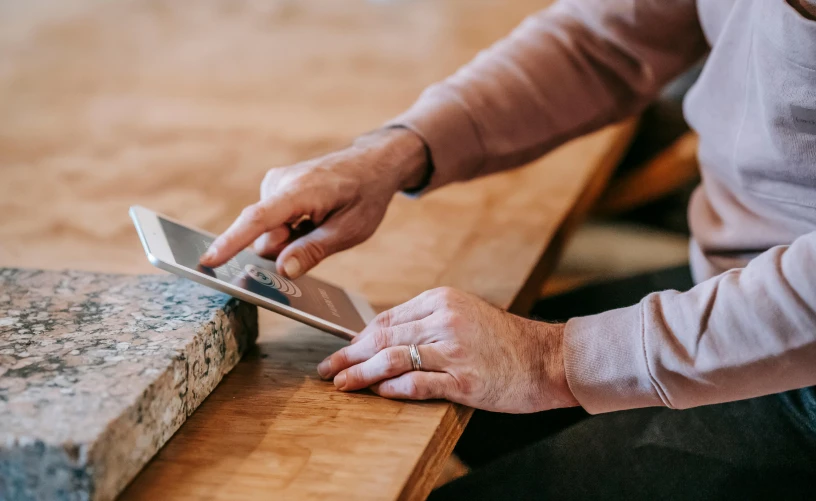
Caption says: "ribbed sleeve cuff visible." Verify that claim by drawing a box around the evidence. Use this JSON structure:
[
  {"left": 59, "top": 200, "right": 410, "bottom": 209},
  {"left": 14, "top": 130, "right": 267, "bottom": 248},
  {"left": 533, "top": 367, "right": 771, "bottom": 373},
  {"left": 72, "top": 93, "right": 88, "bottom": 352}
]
[
  {"left": 563, "top": 304, "right": 666, "bottom": 414},
  {"left": 386, "top": 87, "right": 485, "bottom": 195}
]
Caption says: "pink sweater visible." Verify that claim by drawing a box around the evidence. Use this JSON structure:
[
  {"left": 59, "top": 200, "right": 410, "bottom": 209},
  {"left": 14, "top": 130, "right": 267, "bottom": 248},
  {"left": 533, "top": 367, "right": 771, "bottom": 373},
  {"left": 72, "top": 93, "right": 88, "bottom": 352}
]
[{"left": 392, "top": 0, "right": 816, "bottom": 413}]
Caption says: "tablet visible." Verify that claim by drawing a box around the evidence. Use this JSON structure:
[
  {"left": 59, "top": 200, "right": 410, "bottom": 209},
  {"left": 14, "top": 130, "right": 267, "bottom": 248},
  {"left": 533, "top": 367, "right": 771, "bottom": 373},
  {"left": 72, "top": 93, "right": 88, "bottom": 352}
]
[{"left": 130, "top": 205, "right": 376, "bottom": 339}]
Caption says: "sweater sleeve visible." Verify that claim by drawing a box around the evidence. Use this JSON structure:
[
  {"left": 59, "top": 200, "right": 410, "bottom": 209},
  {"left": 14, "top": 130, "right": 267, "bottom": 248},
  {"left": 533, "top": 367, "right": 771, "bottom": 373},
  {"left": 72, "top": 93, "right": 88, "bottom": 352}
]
[
  {"left": 564, "top": 231, "right": 816, "bottom": 414},
  {"left": 388, "top": 0, "right": 708, "bottom": 192}
]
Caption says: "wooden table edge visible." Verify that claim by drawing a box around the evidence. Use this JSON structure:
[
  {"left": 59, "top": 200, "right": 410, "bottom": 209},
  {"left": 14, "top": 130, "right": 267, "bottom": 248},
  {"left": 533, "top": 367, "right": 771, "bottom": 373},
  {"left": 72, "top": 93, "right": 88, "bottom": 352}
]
[
  {"left": 396, "top": 404, "right": 474, "bottom": 501},
  {"left": 395, "top": 118, "right": 640, "bottom": 500},
  {"left": 509, "top": 118, "right": 640, "bottom": 315}
]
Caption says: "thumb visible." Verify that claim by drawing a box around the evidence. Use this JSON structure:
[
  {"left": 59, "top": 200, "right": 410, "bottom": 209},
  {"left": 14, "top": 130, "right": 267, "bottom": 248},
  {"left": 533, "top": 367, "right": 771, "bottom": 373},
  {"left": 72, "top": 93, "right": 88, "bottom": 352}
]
[{"left": 275, "top": 217, "right": 357, "bottom": 279}]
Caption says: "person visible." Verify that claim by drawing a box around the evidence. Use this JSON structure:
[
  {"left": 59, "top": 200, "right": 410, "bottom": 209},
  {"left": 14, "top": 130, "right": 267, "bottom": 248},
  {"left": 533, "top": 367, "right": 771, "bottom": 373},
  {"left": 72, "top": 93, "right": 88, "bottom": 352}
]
[{"left": 200, "top": 0, "right": 816, "bottom": 497}]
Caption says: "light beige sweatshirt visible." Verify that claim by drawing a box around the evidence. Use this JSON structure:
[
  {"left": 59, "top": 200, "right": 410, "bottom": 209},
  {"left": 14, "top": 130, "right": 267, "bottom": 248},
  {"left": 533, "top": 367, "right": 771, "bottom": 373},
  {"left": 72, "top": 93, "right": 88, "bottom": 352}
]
[{"left": 392, "top": 0, "right": 816, "bottom": 413}]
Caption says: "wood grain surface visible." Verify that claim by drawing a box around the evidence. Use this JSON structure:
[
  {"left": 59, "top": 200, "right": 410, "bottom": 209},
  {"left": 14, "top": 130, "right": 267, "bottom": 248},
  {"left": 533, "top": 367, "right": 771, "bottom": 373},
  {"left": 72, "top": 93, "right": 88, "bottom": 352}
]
[
  {"left": 0, "top": 1, "right": 635, "bottom": 499},
  {"left": 594, "top": 131, "right": 699, "bottom": 216}
]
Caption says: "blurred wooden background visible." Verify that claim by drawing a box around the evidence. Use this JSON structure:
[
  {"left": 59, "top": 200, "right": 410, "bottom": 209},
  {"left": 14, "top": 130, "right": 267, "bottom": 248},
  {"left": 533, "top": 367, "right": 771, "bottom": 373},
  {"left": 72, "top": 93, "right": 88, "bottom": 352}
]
[
  {"left": 0, "top": 1, "right": 655, "bottom": 499},
  {"left": 0, "top": 0, "right": 633, "bottom": 310}
]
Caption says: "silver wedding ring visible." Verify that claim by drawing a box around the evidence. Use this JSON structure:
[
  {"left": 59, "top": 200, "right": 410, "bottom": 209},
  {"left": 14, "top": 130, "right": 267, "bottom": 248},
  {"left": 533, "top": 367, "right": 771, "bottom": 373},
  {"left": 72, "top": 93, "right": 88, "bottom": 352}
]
[{"left": 408, "top": 344, "right": 423, "bottom": 372}]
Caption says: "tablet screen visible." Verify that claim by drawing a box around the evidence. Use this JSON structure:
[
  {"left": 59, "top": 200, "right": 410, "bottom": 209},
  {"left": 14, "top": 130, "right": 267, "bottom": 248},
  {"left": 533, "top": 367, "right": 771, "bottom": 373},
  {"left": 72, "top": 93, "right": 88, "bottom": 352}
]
[{"left": 158, "top": 217, "right": 366, "bottom": 331}]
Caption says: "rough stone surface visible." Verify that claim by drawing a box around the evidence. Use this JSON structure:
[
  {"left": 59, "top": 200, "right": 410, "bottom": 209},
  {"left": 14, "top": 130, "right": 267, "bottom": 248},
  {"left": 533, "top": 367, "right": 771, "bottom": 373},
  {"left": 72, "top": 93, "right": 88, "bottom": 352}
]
[{"left": 0, "top": 268, "right": 258, "bottom": 501}]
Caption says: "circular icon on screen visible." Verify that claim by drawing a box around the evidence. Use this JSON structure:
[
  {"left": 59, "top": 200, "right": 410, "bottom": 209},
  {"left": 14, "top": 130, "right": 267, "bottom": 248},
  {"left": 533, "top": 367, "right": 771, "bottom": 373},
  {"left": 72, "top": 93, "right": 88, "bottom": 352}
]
[{"left": 244, "top": 264, "right": 302, "bottom": 297}]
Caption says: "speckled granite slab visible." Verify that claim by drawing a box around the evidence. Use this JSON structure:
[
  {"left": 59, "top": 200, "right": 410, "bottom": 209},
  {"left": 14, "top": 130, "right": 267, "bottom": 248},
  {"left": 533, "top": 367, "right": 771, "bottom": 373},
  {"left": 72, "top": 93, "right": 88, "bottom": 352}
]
[{"left": 0, "top": 268, "right": 258, "bottom": 501}]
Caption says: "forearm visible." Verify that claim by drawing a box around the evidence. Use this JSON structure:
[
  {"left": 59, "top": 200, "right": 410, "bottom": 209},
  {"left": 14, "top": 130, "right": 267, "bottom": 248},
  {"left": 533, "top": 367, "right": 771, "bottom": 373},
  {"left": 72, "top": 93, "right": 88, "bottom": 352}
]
[
  {"left": 352, "top": 127, "right": 429, "bottom": 192},
  {"left": 389, "top": 0, "right": 707, "bottom": 193}
]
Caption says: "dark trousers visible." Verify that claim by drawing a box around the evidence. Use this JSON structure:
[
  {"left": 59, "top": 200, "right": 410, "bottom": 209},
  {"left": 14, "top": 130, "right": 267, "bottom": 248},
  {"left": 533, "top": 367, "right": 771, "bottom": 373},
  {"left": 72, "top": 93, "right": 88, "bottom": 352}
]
[{"left": 430, "top": 266, "right": 816, "bottom": 500}]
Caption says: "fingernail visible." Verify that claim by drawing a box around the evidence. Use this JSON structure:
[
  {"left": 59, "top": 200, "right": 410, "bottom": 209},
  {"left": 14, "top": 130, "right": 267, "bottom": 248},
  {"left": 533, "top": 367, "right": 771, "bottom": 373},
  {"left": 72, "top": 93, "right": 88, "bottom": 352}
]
[
  {"left": 317, "top": 359, "right": 331, "bottom": 379},
  {"left": 334, "top": 372, "right": 347, "bottom": 390},
  {"left": 283, "top": 257, "right": 301, "bottom": 278},
  {"left": 200, "top": 246, "right": 217, "bottom": 263}
]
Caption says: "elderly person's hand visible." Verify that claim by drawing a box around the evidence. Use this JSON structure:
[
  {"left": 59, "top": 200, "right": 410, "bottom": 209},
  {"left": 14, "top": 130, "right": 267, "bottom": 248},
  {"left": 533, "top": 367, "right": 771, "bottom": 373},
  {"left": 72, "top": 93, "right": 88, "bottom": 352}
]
[
  {"left": 317, "top": 287, "right": 579, "bottom": 413},
  {"left": 200, "top": 128, "right": 428, "bottom": 278}
]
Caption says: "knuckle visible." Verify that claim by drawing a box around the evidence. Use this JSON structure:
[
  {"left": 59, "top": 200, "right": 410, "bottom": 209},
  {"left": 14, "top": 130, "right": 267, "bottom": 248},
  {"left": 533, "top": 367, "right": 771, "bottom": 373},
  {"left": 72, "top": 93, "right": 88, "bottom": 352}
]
[
  {"left": 377, "top": 380, "right": 396, "bottom": 398},
  {"left": 442, "top": 341, "right": 465, "bottom": 360},
  {"left": 416, "top": 288, "right": 436, "bottom": 302},
  {"left": 434, "top": 287, "right": 459, "bottom": 307},
  {"left": 335, "top": 347, "right": 350, "bottom": 365},
  {"left": 280, "top": 174, "right": 308, "bottom": 194},
  {"left": 448, "top": 312, "right": 465, "bottom": 329},
  {"left": 298, "top": 239, "right": 326, "bottom": 266},
  {"left": 372, "top": 328, "right": 392, "bottom": 352},
  {"left": 405, "top": 376, "right": 423, "bottom": 399},
  {"left": 347, "top": 367, "right": 363, "bottom": 384},
  {"left": 375, "top": 309, "right": 392, "bottom": 328},
  {"left": 439, "top": 311, "right": 462, "bottom": 330},
  {"left": 383, "top": 348, "right": 402, "bottom": 370},
  {"left": 262, "top": 169, "right": 281, "bottom": 188},
  {"left": 241, "top": 204, "right": 267, "bottom": 225}
]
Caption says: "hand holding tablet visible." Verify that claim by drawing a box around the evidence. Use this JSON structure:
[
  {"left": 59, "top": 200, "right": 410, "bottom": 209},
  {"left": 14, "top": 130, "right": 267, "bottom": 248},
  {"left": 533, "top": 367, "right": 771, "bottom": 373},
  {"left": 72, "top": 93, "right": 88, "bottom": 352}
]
[{"left": 131, "top": 206, "right": 376, "bottom": 339}]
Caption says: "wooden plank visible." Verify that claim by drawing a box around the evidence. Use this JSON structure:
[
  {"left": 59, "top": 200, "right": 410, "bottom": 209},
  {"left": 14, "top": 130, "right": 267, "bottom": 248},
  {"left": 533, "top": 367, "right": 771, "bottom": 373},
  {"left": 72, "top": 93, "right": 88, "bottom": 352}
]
[
  {"left": 119, "top": 316, "right": 458, "bottom": 501},
  {"left": 507, "top": 118, "right": 639, "bottom": 315},
  {"left": 0, "top": 1, "right": 636, "bottom": 499},
  {"left": 593, "top": 132, "right": 699, "bottom": 216},
  {"left": 397, "top": 404, "right": 472, "bottom": 501}
]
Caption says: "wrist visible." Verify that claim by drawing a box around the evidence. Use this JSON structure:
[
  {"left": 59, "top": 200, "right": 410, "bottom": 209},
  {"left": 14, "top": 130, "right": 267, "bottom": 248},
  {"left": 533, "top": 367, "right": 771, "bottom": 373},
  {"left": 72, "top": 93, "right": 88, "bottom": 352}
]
[
  {"left": 355, "top": 127, "right": 430, "bottom": 192},
  {"left": 393, "top": 128, "right": 431, "bottom": 192},
  {"left": 530, "top": 320, "right": 580, "bottom": 410}
]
